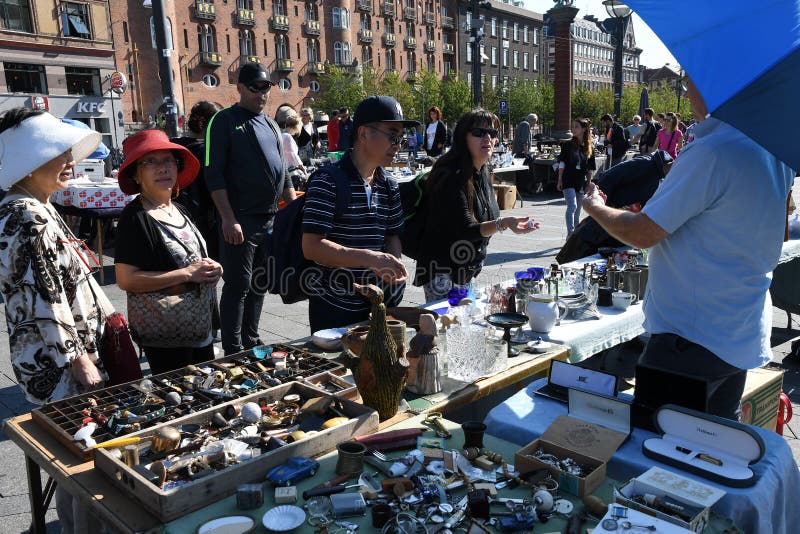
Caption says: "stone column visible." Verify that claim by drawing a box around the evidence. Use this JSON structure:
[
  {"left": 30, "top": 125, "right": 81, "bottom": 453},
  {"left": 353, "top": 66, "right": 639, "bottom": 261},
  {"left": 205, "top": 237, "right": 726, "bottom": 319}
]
[{"left": 547, "top": 6, "right": 579, "bottom": 140}]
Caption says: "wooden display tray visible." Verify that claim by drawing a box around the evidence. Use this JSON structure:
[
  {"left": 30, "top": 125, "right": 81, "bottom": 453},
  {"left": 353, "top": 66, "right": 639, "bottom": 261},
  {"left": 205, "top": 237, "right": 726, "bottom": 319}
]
[
  {"left": 31, "top": 344, "right": 344, "bottom": 460},
  {"left": 94, "top": 381, "right": 378, "bottom": 522}
]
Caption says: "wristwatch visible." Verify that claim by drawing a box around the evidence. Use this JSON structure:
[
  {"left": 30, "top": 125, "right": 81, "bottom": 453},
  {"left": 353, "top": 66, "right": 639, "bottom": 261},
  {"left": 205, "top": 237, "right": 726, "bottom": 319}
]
[{"left": 495, "top": 218, "right": 506, "bottom": 233}]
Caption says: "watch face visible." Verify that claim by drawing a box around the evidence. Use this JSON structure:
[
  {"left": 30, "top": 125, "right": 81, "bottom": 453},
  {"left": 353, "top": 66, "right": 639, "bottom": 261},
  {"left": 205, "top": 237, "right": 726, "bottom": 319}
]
[{"left": 601, "top": 518, "right": 619, "bottom": 531}]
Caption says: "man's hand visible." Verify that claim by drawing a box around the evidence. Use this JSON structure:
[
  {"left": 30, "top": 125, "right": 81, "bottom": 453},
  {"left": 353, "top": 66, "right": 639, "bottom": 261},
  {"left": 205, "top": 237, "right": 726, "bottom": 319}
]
[
  {"left": 369, "top": 252, "right": 408, "bottom": 284},
  {"left": 582, "top": 181, "right": 607, "bottom": 211},
  {"left": 221, "top": 216, "right": 244, "bottom": 245}
]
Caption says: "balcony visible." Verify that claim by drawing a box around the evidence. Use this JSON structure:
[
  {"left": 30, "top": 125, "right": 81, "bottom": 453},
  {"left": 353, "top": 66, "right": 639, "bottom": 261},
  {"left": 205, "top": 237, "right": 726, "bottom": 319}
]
[
  {"left": 356, "top": 0, "right": 372, "bottom": 13},
  {"left": 404, "top": 36, "right": 416, "bottom": 49},
  {"left": 303, "top": 19, "right": 320, "bottom": 35},
  {"left": 194, "top": 0, "right": 215, "bottom": 21},
  {"left": 423, "top": 11, "right": 435, "bottom": 25},
  {"left": 200, "top": 51, "right": 222, "bottom": 66},
  {"left": 424, "top": 39, "right": 435, "bottom": 52},
  {"left": 235, "top": 8, "right": 255, "bottom": 25},
  {"left": 441, "top": 15, "right": 454, "bottom": 29},
  {"left": 276, "top": 58, "right": 294, "bottom": 72},
  {"left": 358, "top": 29, "right": 373, "bottom": 43},
  {"left": 405, "top": 71, "right": 417, "bottom": 83},
  {"left": 270, "top": 15, "right": 290, "bottom": 31},
  {"left": 442, "top": 43, "right": 454, "bottom": 55},
  {"left": 307, "top": 61, "right": 325, "bottom": 74},
  {"left": 241, "top": 55, "right": 260, "bottom": 65},
  {"left": 383, "top": 33, "right": 396, "bottom": 47},
  {"left": 403, "top": 7, "right": 416, "bottom": 21},
  {"left": 382, "top": 2, "right": 394, "bottom": 17}
]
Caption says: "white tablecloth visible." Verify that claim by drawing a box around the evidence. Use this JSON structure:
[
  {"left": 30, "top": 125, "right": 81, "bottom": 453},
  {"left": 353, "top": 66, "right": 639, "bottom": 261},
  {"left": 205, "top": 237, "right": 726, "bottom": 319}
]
[
  {"left": 51, "top": 178, "right": 136, "bottom": 209},
  {"left": 777, "top": 238, "right": 800, "bottom": 265}
]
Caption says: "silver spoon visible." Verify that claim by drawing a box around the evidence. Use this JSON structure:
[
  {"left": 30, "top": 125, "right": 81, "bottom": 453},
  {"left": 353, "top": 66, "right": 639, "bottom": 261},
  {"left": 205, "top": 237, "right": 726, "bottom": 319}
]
[{"left": 621, "top": 521, "right": 657, "bottom": 531}]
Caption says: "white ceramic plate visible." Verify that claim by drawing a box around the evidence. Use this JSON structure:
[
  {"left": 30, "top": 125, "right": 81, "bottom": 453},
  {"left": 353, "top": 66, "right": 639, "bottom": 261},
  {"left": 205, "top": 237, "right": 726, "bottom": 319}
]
[
  {"left": 311, "top": 327, "right": 349, "bottom": 350},
  {"left": 197, "top": 515, "right": 256, "bottom": 534},
  {"left": 262, "top": 505, "right": 306, "bottom": 532}
]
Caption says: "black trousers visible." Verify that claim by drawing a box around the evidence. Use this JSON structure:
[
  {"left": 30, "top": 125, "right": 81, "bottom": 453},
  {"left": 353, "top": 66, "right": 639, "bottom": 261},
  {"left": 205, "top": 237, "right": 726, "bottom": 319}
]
[
  {"left": 638, "top": 333, "right": 748, "bottom": 420},
  {"left": 144, "top": 343, "right": 214, "bottom": 375},
  {"left": 218, "top": 214, "right": 271, "bottom": 355}
]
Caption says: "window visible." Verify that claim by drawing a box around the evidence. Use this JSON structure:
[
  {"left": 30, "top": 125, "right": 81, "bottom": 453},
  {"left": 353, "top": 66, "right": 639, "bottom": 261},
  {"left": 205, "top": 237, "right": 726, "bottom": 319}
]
[
  {"left": 307, "top": 39, "right": 319, "bottom": 62},
  {"left": 407, "top": 51, "right": 415, "bottom": 72},
  {"left": 4, "top": 62, "right": 46, "bottom": 93},
  {"left": 304, "top": 2, "right": 317, "bottom": 20},
  {"left": 332, "top": 7, "right": 349, "bottom": 29},
  {"left": 333, "top": 41, "right": 351, "bottom": 65},
  {"left": 513, "top": 22, "right": 518, "bottom": 41},
  {"left": 385, "top": 49, "right": 394, "bottom": 70},
  {"left": 123, "top": 21, "right": 129, "bottom": 43},
  {"left": 513, "top": 50, "right": 518, "bottom": 68},
  {"left": 62, "top": 2, "right": 91, "bottom": 39},
  {"left": 465, "top": 42, "right": 471, "bottom": 62},
  {"left": 198, "top": 25, "right": 215, "bottom": 52},
  {"left": 271, "top": 0, "right": 285, "bottom": 16},
  {"left": 501, "top": 21, "right": 508, "bottom": 39},
  {"left": 183, "top": 28, "right": 188, "bottom": 48},
  {"left": 533, "top": 28, "right": 537, "bottom": 45},
  {"left": 275, "top": 34, "right": 288, "bottom": 59},
  {"left": 502, "top": 47, "right": 508, "bottom": 67},
  {"left": 490, "top": 47, "right": 496, "bottom": 66},
  {"left": 202, "top": 73, "right": 219, "bottom": 87},
  {"left": 310, "top": 80, "right": 320, "bottom": 91},
  {"left": 466, "top": 10, "right": 471, "bottom": 26},
  {"left": 534, "top": 53, "right": 538, "bottom": 71},
  {"left": 491, "top": 74, "right": 497, "bottom": 89},
  {"left": 239, "top": 0, "right": 253, "bottom": 9},
  {"left": 65, "top": 66, "right": 100, "bottom": 95},
  {"left": 466, "top": 72, "right": 471, "bottom": 85},
  {"left": 0, "top": 0, "right": 33, "bottom": 32},
  {"left": 226, "top": 33, "right": 230, "bottom": 53},
  {"left": 278, "top": 78, "right": 290, "bottom": 90},
  {"left": 360, "top": 14, "right": 369, "bottom": 30},
  {"left": 523, "top": 51, "right": 528, "bottom": 70},
  {"left": 239, "top": 29, "right": 254, "bottom": 58},
  {"left": 522, "top": 24, "right": 528, "bottom": 43},
  {"left": 362, "top": 46, "right": 371, "bottom": 67},
  {"left": 490, "top": 17, "right": 496, "bottom": 36},
  {"left": 150, "top": 16, "right": 174, "bottom": 49},
  {"left": 443, "top": 60, "right": 450, "bottom": 76}
]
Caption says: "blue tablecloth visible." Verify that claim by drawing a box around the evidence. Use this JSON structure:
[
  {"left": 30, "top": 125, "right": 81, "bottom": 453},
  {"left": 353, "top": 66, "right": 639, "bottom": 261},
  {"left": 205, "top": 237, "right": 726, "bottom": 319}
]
[{"left": 485, "top": 379, "right": 800, "bottom": 534}]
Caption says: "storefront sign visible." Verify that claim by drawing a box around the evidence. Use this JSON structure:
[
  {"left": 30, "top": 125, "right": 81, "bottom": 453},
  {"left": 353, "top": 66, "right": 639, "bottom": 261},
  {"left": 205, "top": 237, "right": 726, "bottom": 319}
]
[
  {"left": 29, "top": 96, "right": 49, "bottom": 111},
  {"left": 76, "top": 101, "right": 106, "bottom": 113},
  {"left": 110, "top": 71, "right": 127, "bottom": 94}
]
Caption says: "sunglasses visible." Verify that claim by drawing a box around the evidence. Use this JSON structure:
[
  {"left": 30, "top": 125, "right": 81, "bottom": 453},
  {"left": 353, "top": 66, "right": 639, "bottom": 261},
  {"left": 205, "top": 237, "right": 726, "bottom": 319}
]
[
  {"left": 367, "top": 125, "right": 404, "bottom": 145},
  {"left": 246, "top": 83, "right": 273, "bottom": 93},
  {"left": 470, "top": 127, "right": 499, "bottom": 139}
]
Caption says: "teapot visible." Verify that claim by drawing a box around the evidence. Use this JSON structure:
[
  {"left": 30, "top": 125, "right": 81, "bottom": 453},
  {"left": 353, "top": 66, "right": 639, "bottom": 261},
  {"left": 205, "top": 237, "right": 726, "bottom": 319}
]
[{"left": 526, "top": 294, "right": 567, "bottom": 333}]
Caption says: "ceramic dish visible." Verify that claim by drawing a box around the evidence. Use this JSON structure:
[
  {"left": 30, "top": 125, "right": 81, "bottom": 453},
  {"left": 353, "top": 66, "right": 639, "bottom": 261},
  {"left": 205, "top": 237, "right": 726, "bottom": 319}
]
[
  {"left": 197, "top": 515, "right": 256, "bottom": 534},
  {"left": 310, "top": 327, "right": 349, "bottom": 350},
  {"left": 527, "top": 339, "right": 552, "bottom": 353},
  {"left": 262, "top": 505, "right": 306, "bottom": 532}
]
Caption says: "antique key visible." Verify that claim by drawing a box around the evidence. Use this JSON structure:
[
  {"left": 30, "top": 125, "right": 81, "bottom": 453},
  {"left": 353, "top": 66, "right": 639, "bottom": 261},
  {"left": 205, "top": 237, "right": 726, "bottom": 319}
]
[{"left": 424, "top": 412, "right": 452, "bottom": 439}]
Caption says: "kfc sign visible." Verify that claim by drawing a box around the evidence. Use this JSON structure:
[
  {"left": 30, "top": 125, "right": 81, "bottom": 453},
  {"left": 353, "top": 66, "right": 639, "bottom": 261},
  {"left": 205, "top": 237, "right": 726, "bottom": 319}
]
[
  {"left": 30, "top": 96, "right": 49, "bottom": 111},
  {"left": 76, "top": 101, "right": 106, "bottom": 113}
]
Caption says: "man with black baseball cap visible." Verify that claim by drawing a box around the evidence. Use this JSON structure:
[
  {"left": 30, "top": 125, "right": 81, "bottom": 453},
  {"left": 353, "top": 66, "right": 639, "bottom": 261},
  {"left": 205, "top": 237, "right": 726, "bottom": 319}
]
[
  {"left": 205, "top": 62, "right": 294, "bottom": 354},
  {"left": 302, "top": 96, "right": 419, "bottom": 331}
]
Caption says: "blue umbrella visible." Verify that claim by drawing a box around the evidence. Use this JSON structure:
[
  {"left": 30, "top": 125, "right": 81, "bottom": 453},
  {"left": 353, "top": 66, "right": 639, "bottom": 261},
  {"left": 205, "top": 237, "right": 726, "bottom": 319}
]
[
  {"left": 625, "top": 0, "right": 800, "bottom": 171},
  {"left": 638, "top": 86, "right": 649, "bottom": 118}
]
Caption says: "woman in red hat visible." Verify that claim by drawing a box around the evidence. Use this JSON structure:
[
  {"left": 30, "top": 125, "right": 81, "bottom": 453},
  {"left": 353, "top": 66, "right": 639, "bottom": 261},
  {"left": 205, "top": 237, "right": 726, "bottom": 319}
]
[{"left": 114, "top": 129, "right": 223, "bottom": 373}]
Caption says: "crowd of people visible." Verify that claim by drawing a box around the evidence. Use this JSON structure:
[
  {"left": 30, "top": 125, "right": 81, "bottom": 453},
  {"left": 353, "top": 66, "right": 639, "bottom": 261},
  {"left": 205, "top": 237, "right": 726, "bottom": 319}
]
[{"left": 0, "top": 61, "right": 793, "bottom": 440}]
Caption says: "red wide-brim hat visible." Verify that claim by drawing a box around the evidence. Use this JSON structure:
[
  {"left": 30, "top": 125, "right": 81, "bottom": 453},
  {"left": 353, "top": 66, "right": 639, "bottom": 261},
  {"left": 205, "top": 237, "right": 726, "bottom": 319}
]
[{"left": 117, "top": 129, "right": 200, "bottom": 195}]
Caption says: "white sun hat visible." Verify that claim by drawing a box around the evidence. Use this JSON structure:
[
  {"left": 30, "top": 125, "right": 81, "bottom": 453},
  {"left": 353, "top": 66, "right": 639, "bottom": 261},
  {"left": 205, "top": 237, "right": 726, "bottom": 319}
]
[{"left": 0, "top": 111, "right": 102, "bottom": 190}]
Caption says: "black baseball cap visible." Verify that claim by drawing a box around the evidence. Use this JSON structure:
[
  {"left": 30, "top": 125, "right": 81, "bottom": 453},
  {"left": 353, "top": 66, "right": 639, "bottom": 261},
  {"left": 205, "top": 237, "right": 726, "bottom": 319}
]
[
  {"left": 238, "top": 62, "right": 273, "bottom": 87},
  {"left": 352, "top": 95, "right": 420, "bottom": 129}
]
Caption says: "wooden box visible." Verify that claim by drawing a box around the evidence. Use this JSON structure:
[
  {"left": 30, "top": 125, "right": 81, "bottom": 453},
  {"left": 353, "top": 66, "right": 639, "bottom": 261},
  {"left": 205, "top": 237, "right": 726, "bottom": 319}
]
[
  {"left": 740, "top": 367, "right": 783, "bottom": 431},
  {"left": 94, "top": 382, "right": 378, "bottom": 521},
  {"left": 493, "top": 184, "right": 517, "bottom": 210},
  {"left": 303, "top": 371, "right": 360, "bottom": 402}
]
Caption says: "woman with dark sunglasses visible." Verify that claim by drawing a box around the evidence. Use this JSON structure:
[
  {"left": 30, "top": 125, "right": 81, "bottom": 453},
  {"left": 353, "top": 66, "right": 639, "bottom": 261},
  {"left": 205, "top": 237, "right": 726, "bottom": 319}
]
[{"left": 409, "top": 109, "right": 539, "bottom": 301}]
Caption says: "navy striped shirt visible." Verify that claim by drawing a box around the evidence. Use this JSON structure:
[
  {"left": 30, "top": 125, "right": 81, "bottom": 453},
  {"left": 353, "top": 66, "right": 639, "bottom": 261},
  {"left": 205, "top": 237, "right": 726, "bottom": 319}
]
[{"left": 302, "top": 155, "right": 404, "bottom": 312}]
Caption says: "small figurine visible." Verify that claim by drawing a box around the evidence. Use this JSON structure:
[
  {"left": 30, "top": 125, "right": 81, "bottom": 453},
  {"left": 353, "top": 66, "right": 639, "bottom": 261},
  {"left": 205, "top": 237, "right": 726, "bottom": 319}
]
[
  {"left": 407, "top": 314, "right": 441, "bottom": 395},
  {"left": 265, "top": 457, "right": 320, "bottom": 486}
]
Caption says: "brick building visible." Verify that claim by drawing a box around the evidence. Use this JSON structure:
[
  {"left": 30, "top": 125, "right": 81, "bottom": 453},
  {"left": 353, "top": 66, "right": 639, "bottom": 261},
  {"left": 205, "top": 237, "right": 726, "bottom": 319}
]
[
  {"left": 0, "top": 0, "right": 124, "bottom": 151},
  {"left": 456, "top": 0, "right": 545, "bottom": 92},
  {"left": 110, "top": 0, "right": 461, "bottom": 127}
]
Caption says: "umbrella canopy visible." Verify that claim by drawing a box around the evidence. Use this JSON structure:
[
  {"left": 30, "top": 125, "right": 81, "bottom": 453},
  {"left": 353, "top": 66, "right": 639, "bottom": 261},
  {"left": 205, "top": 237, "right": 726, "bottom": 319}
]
[
  {"left": 626, "top": 0, "right": 800, "bottom": 171},
  {"left": 638, "top": 86, "right": 649, "bottom": 118}
]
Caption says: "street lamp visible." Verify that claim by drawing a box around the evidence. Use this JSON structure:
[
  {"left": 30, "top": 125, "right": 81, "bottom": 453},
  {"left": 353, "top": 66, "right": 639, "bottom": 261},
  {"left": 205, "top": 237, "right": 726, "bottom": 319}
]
[{"left": 603, "top": 0, "right": 632, "bottom": 119}]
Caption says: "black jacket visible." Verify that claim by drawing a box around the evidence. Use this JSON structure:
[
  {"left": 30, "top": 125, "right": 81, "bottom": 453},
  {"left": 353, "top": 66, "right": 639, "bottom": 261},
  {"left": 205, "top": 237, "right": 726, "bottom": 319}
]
[
  {"left": 596, "top": 150, "right": 670, "bottom": 208},
  {"left": 605, "top": 121, "right": 629, "bottom": 157},
  {"left": 413, "top": 166, "right": 500, "bottom": 286},
  {"left": 424, "top": 121, "right": 447, "bottom": 157},
  {"left": 640, "top": 119, "right": 662, "bottom": 149}
]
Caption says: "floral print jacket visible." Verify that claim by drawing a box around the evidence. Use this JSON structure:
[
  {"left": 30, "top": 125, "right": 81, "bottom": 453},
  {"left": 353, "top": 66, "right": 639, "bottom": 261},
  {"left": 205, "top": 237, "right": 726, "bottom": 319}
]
[{"left": 0, "top": 195, "right": 107, "bottom": 404}]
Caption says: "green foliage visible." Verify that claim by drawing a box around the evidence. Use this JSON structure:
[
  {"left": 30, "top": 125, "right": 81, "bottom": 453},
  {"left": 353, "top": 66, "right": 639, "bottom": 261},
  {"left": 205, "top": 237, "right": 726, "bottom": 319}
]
[
  {"left": 571, "top": 85, "right": 610, "bottom": 125},
  {"left": 439, "top": 76, "right": 472, "bottom": 124},
  {"left": 410, "top": 70, "right": 442, "bottom": 126},
  {"left": 315, "top": 65, "right": 366, "bottom": 115}
]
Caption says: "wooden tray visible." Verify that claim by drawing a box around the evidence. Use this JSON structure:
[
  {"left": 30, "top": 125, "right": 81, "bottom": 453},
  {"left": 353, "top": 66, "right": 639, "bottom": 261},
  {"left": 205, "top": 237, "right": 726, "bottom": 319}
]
[
  {"left": 94, "top": 381, "right": 378, "bottom": 522},
  {"left": 303, "top": 371, "right": 360, "bottom": 402}
]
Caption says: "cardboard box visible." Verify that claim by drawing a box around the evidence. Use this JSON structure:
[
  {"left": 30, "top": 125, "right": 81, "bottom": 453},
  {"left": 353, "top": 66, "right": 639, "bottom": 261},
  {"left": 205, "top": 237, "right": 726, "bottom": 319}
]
[
  {"left": 74, "top": 158, "right": 105, "bottom": 182},
  {"left": 514, "top": 390, "right": 630, "bottom": 497},
  {"left": 740, "top": 367, "right": 783, "bottom": 431},
  {"left": 614, "top": 467, "right": 725, "bottom": 533},
  {"left": 493, "top": 184, "right": 517, "bottom": 210}
]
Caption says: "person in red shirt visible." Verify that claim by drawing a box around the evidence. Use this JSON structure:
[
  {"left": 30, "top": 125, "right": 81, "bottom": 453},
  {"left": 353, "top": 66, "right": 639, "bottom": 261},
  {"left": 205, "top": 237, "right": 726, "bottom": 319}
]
[{"left": 326, "top": 109, "right": 340, "bottom": 152}]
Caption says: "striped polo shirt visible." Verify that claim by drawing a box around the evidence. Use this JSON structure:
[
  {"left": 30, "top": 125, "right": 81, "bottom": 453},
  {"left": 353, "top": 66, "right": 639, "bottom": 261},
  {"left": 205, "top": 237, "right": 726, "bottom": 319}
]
[{"left": 302, "top": 154, "right": 405, "bottom": 312}]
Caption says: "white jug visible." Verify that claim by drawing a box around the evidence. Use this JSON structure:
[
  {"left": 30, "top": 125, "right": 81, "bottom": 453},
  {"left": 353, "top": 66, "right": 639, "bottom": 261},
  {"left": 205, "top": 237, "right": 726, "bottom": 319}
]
[{"left": 526, "top": 294, "right": 567, "bottom": 333}]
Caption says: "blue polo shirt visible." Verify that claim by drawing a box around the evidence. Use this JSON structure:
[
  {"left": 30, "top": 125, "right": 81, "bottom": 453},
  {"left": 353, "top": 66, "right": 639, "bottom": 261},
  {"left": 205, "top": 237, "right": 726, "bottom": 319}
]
[{"left": 642, "top": 117, "right": 794, "bottom": 369}]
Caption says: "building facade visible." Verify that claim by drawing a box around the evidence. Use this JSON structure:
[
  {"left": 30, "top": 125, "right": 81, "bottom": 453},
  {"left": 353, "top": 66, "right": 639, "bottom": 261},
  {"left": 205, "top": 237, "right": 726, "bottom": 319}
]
[
  {"left": 544, "top": 14, "right": 641, "bottom": 91},
  {"left": 109, "top": 0, "right": 461, "bottom": 125},
  {"left": 456, "top": 0, "right": 545, "bottom": 92},
  {"left": 0, "top": 0, "right": 124, "bottom": 151}
]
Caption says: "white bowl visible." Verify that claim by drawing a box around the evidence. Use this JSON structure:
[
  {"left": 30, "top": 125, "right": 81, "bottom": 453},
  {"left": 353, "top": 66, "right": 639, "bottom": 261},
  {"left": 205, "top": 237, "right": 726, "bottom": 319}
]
[
  {"left": 262, "top": 505, "right": 305, "bottom": 532},
  {"left": 527, "top": 339, "right": 552, "bottom": 353},
  {"left": 310, "top": 327, "right": 349, "bottom": 350}
]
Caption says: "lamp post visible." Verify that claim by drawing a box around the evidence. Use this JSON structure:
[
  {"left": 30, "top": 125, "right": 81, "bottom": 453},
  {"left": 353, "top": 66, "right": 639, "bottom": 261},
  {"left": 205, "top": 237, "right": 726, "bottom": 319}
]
[
  {"left": 469, "top": 0, "right": 492, "bottom": 105},
  {"left": 603, "top": 0, "right": 632, "bottom": 120}
]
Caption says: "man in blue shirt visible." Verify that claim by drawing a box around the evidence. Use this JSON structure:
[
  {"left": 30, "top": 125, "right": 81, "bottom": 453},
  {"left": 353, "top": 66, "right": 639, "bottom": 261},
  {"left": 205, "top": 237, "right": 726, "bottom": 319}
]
[
  {"left": 205, "top": 62, "right": 296, "bottom": 354},
  {"left": 583, "top": 79, "right": 794, "bottom": 420}
]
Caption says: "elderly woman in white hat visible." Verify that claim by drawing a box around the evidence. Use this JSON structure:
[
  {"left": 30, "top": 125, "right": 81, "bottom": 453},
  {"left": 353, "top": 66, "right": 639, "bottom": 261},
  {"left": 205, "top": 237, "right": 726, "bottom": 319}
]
[{"left": 0, "top": 108, "right": 107, "bottom": 404}]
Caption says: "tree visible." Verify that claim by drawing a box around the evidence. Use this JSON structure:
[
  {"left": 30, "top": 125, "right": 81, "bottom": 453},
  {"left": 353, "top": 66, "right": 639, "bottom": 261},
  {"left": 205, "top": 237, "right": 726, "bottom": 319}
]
[
  {"left": 316, "top": 65, "right": 366, "bottom": 115},
  {"left": 439, "top": 76, "right": 472, "bottom": 125}
]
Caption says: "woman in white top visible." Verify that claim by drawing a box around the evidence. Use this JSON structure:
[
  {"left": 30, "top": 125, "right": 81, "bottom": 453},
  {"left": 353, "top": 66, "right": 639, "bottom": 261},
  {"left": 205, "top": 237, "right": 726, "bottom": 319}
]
[
  {"left": 424, "top": 106, "right": 447, "bottom": 157},
  {"left": 282, "top": 116, "right": 307, "bottom": 189}
]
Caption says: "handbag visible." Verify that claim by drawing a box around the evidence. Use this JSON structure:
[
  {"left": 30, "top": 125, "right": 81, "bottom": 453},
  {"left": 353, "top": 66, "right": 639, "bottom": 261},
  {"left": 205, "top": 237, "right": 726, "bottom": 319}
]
[{"left": 127, "top": 284, "right": 213, "bottom": 348}]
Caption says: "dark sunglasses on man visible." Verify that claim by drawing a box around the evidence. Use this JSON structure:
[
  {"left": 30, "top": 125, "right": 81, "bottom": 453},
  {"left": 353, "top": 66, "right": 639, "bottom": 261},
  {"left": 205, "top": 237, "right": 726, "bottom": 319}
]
[
  {"left": 247, "top": 81, "right": 274, "bottom": 94},
  {"left": 367, "top": 125, "right": 404, "bottom": 145},
  {"left": 470, "top": 127, "right": 498, "bottom": 139}
]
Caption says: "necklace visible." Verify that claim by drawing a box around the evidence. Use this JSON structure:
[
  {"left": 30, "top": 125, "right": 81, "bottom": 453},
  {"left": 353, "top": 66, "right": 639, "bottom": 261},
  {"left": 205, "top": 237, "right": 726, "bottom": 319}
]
[
  {"left": 142, "top": 197, "right": 175, "bottom": 218},
  {"left": 10, "top": 183, "right": 48, "bottom": 203}
]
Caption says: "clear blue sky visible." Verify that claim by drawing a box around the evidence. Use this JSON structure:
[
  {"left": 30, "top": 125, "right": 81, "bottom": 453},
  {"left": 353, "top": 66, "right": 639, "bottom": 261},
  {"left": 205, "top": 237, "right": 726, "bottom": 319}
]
[{"left": 523, "top": 0, "right": 678, "bottom": 69}]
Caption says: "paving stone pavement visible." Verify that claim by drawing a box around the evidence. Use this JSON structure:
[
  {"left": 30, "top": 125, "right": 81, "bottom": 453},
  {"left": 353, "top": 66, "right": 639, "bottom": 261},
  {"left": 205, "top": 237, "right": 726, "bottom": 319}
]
[{"left": 1, "top": 181, "right": 799, "bottom": 532}]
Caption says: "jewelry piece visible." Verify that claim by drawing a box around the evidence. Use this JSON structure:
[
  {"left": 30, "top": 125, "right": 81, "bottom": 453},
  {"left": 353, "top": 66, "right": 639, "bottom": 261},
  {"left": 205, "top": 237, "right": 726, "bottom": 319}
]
[
  {"left": 495, "top": 217, "right": 506, "bottom": 233},
  {"left": 142, "top": 197, "right": 176, "bottom": 217}
]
